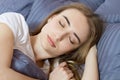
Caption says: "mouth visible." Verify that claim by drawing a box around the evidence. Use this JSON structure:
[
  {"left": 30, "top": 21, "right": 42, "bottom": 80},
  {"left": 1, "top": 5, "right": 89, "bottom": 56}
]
[{"left": 47, "top": 35, "right": 56, "bottom": 48}]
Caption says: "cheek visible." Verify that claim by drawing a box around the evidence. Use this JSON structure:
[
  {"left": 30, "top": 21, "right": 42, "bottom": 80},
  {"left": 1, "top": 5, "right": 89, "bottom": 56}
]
[
  {"left": 42, "top": 22, "right": 59, "bottom": 33},
  {"left": 58, "top": 41, "right": 74, "bottom": 53}
]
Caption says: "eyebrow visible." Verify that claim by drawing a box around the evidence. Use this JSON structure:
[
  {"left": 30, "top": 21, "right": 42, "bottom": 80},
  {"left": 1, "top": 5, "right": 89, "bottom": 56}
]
[
  {"left": 62, "top": 15, "right": 81, "bottom": 44},
  {"left": 63, "top": 15, "right": 70, "bottom": 26}
]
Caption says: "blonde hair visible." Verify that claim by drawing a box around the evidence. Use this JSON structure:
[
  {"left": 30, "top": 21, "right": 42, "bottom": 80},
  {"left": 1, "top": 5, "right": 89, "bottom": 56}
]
[{"left": 33, "top": 3, "right": 103, "bottom": 80}]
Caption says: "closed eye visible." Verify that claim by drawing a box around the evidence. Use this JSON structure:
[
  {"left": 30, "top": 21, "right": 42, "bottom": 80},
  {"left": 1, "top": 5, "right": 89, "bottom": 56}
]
[
  {"left": 69, "top": 37, "right": 75, "bottom": 44},
  {"left": 59, "top": 21, "right": 64, "bottom": 28}
]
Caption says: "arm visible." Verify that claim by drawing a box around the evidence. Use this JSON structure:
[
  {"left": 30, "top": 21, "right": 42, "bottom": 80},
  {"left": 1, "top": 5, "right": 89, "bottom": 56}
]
[
  {"left": 0, "top": 23, "right": 38, "bottom": 80},
  {"left": 82, "top": 45, "right": 99, "bottom": 80}
]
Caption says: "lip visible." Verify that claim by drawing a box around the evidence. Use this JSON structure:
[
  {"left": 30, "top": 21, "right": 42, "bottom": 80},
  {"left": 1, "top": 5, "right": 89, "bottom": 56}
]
[{"left": 47, "top": 35, "right": 56, "bottom": 48}]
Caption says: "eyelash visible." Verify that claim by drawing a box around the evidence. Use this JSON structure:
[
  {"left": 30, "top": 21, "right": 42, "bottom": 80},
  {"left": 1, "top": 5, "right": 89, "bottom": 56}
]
[
  {"left": 59, "top": 21, "right": 64, "bottom": 28},
  {"left": 59, "top": 21, "right": 75, "bottom": 45},
  {"left": 69, "top": 37, "right": 75, "bottom": 44}
]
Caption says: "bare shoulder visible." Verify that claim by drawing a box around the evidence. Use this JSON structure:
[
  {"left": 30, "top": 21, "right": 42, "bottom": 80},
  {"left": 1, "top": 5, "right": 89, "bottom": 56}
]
[
  {"left": 86, "top": 45, "right": 97, "bottom": 60},
  {"left": 0, "top": 22, "right": 14, "bottom": 67},
  {"left": 82, "top": 45, "right": 99, "bottom": 80},
  {"left": 89, "top": 45, "right": 97, "bottom": 55},
  {"left": 0, "top": 22, "right": 14, "bottom": 39},
  {"left": 0, "top": 22, "right": 14, "bottom": 50},
  {"left": 0, "top": 23, "right": 14, "bottom": 44}
]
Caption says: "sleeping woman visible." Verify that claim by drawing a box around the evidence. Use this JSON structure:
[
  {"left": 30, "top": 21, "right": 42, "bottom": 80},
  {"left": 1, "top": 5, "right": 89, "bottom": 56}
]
[{"left": 0, "top": 3, "right": 103, "bottom": 80}]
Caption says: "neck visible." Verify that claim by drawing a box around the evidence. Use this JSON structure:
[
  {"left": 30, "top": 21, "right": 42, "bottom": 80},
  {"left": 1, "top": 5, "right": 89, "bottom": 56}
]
[
  {"left": 30, "top": 35, "right": 39, "bottom": 61},
  {"left": 30, "top": 34, "right": 51, "bottom": 61}
]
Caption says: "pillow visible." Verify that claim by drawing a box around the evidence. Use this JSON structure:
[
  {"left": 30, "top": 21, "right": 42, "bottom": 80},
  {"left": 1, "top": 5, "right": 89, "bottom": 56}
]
[
  {"left": 95, "top": 0, "right": 120, "bottom": 23},
  {"left": 11, "top": 49, "right": 48, "bottom": 80},
  {"left": 26, "top": 0, "right": 79, "bottom": 33},
  {"left": 97, "top": 23, "right": 120, "bottom": 80},
  {"left": 0, "top": 0, "right": 34, "bottom": 19},
  {"left": 78, "top": 0, "right": 104, "bottom": 11}
]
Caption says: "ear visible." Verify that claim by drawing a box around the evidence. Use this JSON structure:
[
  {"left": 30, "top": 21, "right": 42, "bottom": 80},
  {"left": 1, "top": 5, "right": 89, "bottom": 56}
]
[{"left": 47, "top": 15, "right": 57, "bottom": 22}]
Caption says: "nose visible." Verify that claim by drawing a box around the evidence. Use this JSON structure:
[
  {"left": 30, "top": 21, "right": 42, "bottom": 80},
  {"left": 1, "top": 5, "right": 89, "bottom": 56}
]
[{"left": 55, "top": 31, "right": 69, "bottom": 41}]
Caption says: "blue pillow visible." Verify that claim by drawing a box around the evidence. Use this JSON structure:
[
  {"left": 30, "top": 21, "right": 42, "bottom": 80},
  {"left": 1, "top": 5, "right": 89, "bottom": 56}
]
[
  {"left": 11, "top": 49, "right": 48, "bottom": 80},
  {"left": 78, "top": 0, "right": 104, "bottom": 11},
  {"left": 97, "top": 23, "right": 120, "bottom": 80},
  {"left": 0, "top": 0, "right": 34, "bottom": 19},
  {"left": 26, "top": 0, "right": 79, "bottom": 33},
  {"left": 95, "top": 0, "right": 120, "bottom": 23}
]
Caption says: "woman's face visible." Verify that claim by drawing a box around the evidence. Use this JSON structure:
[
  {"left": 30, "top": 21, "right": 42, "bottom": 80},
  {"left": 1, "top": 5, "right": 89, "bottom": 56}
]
[{"left": 38, "top": 8, "right": 90, "bottom": 58}]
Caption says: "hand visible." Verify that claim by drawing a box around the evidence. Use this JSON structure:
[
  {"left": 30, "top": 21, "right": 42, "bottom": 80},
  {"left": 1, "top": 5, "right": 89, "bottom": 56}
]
[{"left": 49, "top": 62, "right": 74, "bottom": 80}]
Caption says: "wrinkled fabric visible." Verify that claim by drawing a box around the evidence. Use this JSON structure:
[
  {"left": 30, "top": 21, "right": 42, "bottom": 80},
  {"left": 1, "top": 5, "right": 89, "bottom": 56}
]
[
  {"left": 97, "top": 23, "right": 120, "bottom": 80},
  {"left": 11, "top": 49, "right": 48, "bottom": 80},
  {"left": 0, "top": 0, "right": 34, "bottom": 19},
  {"left": 95, "top": 0, "right": 120, "bottom": 23}
]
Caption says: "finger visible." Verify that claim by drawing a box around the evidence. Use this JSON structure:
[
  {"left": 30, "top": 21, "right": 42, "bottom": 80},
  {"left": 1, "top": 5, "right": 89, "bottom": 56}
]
[
  {"left": 68, "top": 72, "right": 74, "bottom": 78},
  {"left": 70, "top": 78, "right": 76, "bottom": 80},
  {"left": 63, "top": 67, "right": 74, "bottom": 79},
  {"left": 64, "top": 67, "right": 70, "bottom": 70},
  {"left": 64, "top": 67, "right": 73, "bottom": 73},
  {"left": 59, "top": 62, "right": 67, "bottom": 67},
  {"left": 58, "top": 67, "right": 74, "bottom": 79}
]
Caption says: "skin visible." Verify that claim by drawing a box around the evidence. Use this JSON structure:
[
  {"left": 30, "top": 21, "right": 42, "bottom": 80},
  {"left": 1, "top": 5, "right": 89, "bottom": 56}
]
[
  {"left": 30, "top": 8, "right": 90, "bottom": 80},
  {"left": 82, "top": 45, "right": 99, "bottom": 80},
  {"left": 0, "top": 23, "right": 37, "bottom": 80},
  {"left": 0, "top": 8, "right": 98, "bottom": 80},
  {"left": 30, "top": 8, "right": 90, "bottom": 60}
]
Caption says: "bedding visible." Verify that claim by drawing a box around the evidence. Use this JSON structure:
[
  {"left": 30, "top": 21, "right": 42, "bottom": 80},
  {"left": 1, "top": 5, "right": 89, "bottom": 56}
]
[
  {"left": 11, "top": 49, "right": 48, "bottom": 80},
  {"left": 95, "top": 0, "right": 120, "bottom": 23},
  {"left": 97, "top": 23, "right": 120, "bottom": 80},
  {"left": 0, "top": 0, "right": 34, "bottom": 19},
  {"left": 1, "top": 0, "right": 120, "bottom": 80},
  {"left": 78, "top": 0, "right": 105, "bottom": 11}
]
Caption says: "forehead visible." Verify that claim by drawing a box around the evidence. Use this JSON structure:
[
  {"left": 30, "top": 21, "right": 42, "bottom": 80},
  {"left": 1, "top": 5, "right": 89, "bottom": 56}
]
[{"left": 58, "top": 8, "right": 90, "bottom": 43}]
